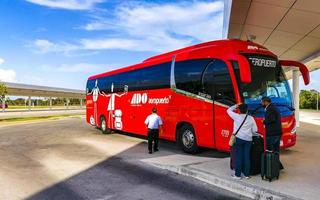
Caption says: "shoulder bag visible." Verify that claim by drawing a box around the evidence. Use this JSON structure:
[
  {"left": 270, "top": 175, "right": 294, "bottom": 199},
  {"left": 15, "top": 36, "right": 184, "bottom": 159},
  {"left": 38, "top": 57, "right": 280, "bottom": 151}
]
[{"left": 229, "top": 113, "right": 248, "bottom": 147}]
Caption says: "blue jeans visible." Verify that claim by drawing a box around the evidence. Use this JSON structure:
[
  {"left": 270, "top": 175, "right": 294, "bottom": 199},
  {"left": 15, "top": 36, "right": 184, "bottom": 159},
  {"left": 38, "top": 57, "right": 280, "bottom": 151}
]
[{"left": 235, "top": 137, "right": 252, "bottom": 177}]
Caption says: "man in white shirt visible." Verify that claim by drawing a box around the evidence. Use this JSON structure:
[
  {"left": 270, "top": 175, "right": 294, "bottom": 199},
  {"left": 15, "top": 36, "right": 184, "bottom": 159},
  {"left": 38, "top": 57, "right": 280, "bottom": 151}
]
[
  {"left": 144, "top": 107, "right": 163, "bottom": 154},
  {"left": 227, "top": 104, "right": 258, "bottom": 179}
]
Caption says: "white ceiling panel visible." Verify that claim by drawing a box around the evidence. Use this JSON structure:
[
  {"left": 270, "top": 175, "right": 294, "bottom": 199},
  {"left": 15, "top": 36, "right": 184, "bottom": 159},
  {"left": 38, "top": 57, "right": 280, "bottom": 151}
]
[
  {"left": 240, "top": 25, "right": 273, "bottom": 44},
  {"left": 309, "top": 25, "right": 320, "bottom": 38},
  {"left": 229, "top": 0, "right": 251, "bottom": 24},
  {"left": 292, "top": 36, "right": 320, "bottom": 56},
  {"left": 246, "top": 2, "right": 288, "bottom": 28},
  {"left": 227, "top": 0, "right": 320, "bottom": 73},
  {"left": 293, "top": 0, "right": 320, "bottom": 14},
  {"left": 277, "top": 9, "right": 320, "bottom": 35},
  {"left": 265, "top": 30, "right": 302, "bottom": 48},
  {"left": 228, "top": 23, "right": 243, "bottom": 39},
  {"left": 263, "top": 44, "right": 287, "bottom": 56},
  {"left": 254, "top": 0, "right": 295, "bottom": 8},
  {"left": 280, "top": 49, "right": 306, "bottom": 60}
]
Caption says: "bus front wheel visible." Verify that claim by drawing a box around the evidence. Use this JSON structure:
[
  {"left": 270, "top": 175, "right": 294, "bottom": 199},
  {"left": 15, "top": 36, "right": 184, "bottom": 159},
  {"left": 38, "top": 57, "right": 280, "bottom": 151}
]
[
  {"left": 177, "top": 124, "right": 198, "bottom": 154},
  {"left": 100, "top": 116, "right": 112, "bottom": 134}
]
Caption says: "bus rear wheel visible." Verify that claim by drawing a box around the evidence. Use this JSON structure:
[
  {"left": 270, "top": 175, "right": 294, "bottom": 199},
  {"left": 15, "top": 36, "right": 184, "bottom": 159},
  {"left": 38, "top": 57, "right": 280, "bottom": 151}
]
[
  {"left": 177, "top": 124, "right": 198, "bottom": 154},
  {"left": 100, "top": 116, "right": 111, "bottom": 134}
]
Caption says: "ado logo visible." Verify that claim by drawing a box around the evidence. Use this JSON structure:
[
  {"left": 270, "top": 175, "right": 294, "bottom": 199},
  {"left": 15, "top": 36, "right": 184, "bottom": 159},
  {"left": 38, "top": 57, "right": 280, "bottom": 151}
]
[{"left": 131, "top": 93, "right": 148, "bottom": 105}]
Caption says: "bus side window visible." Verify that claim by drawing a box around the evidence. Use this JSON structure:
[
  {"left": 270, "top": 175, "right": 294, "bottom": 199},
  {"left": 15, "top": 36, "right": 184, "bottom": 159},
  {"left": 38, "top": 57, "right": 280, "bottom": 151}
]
[
  {"left": 175, "top": 59, "right": 212, "bottom": 95},
  {"left": 202, "top": 60, "right": 236, "bottom": 106}
]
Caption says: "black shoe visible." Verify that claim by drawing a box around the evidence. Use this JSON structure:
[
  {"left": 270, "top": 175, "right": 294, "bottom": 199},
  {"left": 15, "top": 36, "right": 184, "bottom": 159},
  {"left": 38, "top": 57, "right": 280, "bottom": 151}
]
[
  {"left": 149, "top": 151, "right": 152, "bottom": 154},
  {"left": 154, "top": 149, "right": 159, "bottom": 152}
]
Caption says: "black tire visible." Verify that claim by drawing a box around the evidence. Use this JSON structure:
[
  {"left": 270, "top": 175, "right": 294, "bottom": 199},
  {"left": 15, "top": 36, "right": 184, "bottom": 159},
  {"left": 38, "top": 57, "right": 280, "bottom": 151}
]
[
  {"left": 177, "top": 124, "right": 198, "bottom": 154},
  {"left": 100, "top": 116, "right": 112, "bottom": 134}
]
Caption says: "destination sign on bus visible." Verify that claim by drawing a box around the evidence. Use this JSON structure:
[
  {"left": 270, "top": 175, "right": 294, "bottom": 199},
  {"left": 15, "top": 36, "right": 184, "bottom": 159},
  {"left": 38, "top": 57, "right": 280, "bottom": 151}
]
[{"left": 248, "top": 57, "right": 277, "bottom": 68}]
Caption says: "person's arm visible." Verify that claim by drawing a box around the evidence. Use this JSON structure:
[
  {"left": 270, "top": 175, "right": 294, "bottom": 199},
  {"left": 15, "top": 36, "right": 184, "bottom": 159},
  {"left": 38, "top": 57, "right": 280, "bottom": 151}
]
[
  {"left": 227, "top": 104, "right": 239, "bottom": 120},
  {"left": 144, "top": 116, "right": 149, "bottom": 129},
  {"left": 251, "top": 118, "right": 259, "bottom": 136}
]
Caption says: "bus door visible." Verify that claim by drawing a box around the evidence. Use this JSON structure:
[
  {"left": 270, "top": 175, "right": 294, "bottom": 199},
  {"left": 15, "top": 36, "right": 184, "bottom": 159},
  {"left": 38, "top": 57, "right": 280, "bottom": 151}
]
[{"left": 202, "top": 59, "right": 236, "bottom": 151}]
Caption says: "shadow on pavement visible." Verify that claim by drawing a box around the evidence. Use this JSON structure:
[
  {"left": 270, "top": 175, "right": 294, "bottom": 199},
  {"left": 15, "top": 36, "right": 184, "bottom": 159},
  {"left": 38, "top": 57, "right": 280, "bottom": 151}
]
[
  {"left": 26, "top": 142, "right": 236, "bottom": 200},
  {"left": 115, "top": 130, "right": 230, "bottom": 159}
]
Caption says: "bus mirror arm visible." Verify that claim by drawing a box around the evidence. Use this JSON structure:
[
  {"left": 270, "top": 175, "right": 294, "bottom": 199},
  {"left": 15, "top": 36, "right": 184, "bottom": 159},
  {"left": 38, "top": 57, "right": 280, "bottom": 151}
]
[{"left": 279, "top": 60, "right": 310, "bottom": 85}]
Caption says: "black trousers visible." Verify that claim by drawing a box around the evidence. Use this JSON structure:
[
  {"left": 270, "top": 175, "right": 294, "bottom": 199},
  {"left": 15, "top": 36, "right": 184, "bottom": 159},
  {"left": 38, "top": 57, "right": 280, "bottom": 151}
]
[
  {"left": 266, "top": 135, "right": 284, "bottom": 169},
  {"left": 266, "top": 135, "right": 281, "bottom": 152},
  {"left": 148, "top": 129, "right": 159, "bottom": 151}
]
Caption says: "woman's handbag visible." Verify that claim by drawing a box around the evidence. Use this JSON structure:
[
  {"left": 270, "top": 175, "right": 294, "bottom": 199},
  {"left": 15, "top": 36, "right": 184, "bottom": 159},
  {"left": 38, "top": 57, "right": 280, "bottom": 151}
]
[{"left": 229, "top": 113, "right": 248, "bottom": 147}]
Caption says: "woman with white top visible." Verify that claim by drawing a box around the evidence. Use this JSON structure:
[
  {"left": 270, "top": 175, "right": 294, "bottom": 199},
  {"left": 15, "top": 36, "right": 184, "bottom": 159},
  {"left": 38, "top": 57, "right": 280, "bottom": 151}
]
[{"left": 227, "top": 103, "right": 258, "bottom": 179}]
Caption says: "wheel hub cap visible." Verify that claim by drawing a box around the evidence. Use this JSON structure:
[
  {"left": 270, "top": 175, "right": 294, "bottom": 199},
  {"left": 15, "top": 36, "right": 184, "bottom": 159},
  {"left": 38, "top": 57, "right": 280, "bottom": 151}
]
[
  {"left": 101, "top": 120, "right": 106, "bottom": 131},
  {"left": 182, "top": 130, "right": 194, "bottom": 149}
]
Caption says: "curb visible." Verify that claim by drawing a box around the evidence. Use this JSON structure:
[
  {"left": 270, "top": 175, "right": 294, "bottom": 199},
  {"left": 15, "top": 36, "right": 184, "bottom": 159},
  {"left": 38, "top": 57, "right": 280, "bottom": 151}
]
[{"left": 146, "top": 162, "right": 301, "bottom": 200}]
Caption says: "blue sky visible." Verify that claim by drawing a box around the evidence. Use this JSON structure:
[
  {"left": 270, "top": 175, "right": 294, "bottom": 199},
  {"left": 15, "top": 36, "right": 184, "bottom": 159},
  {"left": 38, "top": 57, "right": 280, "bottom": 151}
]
[
  {"left": 0, "top": 0, "right": 224, "bottom": 90},
  {"left": 0, "top": 0, "right": 318, "bottom": 91}
]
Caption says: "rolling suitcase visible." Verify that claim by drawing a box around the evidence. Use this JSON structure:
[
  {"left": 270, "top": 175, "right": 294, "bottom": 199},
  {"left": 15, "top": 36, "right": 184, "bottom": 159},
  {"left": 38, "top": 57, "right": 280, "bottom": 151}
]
[
  {"left": 250, "top": 136, "right": 264, "bottom": 175},
  {"left": 261, "top": 150, "right": 280, "bottom": 182}
]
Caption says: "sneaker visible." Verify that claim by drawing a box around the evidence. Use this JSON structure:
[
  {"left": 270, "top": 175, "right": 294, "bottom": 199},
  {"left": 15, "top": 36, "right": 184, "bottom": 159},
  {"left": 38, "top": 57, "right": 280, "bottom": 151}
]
[
  {"left": 244, "top": 176, "right": 251, "bottom": 179},
  {"left": 148, "top": 151, "right": 152, "bottom": 154},
  {"left": 154, "top": 149, "right": 159, "bottom": 152},
  {"left": 231, "top": 175, "right": 241, "bottom": 180}
]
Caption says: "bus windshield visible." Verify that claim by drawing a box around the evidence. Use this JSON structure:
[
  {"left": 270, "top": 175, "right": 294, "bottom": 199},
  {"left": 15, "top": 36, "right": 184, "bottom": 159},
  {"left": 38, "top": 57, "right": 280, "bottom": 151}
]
[{"left": 238, "top": 54, "right": 293, "bottom": 117}]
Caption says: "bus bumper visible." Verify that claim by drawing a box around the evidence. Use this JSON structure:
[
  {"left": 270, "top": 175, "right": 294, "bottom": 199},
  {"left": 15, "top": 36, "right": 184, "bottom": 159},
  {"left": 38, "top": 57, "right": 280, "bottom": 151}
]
[{"left": 281, "top": 133, "right": 297, "bottom": 149}]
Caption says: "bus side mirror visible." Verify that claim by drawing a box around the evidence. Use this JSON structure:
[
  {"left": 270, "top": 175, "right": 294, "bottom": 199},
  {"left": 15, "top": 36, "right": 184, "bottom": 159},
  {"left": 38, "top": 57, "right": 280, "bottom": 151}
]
[
  {"left": 279, "top": 60, "right": 310, "bottom": 85},
  {"left": 237, "top": 55, "right": 252, "bottom": 83}
]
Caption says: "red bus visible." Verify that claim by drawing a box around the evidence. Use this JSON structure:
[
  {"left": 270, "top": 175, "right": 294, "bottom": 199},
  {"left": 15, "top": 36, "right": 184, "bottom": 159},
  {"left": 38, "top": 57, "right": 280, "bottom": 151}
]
[{"left": 86, "top": 39, "right": 310, "bottom": 153}]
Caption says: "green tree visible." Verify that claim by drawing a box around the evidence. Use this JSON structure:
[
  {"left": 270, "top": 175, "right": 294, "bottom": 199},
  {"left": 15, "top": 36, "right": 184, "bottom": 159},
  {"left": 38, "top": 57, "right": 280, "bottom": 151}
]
[
  {"left": 300, "top": 90, "right": 317, "bottom": 109},
  {"left": 0, "top": 82, "right": 8, "bottom": 104}
]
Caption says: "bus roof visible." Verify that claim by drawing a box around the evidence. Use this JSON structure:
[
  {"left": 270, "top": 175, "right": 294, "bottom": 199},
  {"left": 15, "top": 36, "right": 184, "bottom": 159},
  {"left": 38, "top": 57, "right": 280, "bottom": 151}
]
[{"left": 88, "top": 39, "right": 272, "bottom": 80}]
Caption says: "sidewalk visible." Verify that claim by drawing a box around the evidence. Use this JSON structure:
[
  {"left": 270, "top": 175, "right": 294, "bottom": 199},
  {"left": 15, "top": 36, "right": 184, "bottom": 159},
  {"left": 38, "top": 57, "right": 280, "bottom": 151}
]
[
  {"left": 300, "top": 110, "right": 320, "bottom": 126},
  {"left": 142, "top": 122, "right": 320, "bottom": 200}
]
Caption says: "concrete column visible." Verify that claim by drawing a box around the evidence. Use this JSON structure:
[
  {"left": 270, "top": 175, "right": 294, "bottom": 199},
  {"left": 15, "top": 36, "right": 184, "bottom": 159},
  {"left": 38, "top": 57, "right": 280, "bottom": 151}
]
[
  {"left": 292, "top": 70, "right": 300, "bottom": 127},
  {"left": 66, "top": 98, "right": 69, "bottom": 109},
  {"left": 28, "top": 96, "right": 31, "bottom": 111},
  {"left": 49, "top": 97, "right": 52, "bottom": 110},
  {"left": 317, "top": 92, "right": 319, "bottom": 111},
  {"left": 2, "top": 97, "right": 5, "bottom": 112},
  {"left": 80, "top": 99, "right": 83, "bottom": 108}
]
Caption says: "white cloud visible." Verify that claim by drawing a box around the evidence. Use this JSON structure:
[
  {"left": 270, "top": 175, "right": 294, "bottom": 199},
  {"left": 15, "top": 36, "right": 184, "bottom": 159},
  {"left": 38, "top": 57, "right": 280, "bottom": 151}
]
[
  {"left": 33, "top": 39, "right": 78, "bottom": 54},
  {"left": 0, "top": 57, "right": 4, "bottom": 65},
  {"left": 31, "top": 1, "right": 224, "bottom": 53},
  {"left": 41, "top": 63, "right": 118, "bottom": 73},
  {"left": 82, "top": 1, "right": 224, "bottom": 50},
  {"left": 25, "top": 0, "right": 104, "bottom": 10},
  {"left": 0, "top": 69, "right": 17, "bottom": 82}
]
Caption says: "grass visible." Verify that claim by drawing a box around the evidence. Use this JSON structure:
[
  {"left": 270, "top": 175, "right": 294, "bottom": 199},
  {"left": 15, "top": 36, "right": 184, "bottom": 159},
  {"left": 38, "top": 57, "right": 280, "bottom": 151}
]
[
  {"left": 6, "top": 105, "right": 81, "bottom": 110},
  {"left": 0, "top": 114, "right": 84, "bottom": 123}
]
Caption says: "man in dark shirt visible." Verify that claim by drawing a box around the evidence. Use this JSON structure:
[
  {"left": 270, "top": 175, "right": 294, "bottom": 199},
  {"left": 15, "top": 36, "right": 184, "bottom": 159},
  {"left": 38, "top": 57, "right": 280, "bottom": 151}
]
[{"left": 261, "top": 96, "right": 282, "bottom": 152}]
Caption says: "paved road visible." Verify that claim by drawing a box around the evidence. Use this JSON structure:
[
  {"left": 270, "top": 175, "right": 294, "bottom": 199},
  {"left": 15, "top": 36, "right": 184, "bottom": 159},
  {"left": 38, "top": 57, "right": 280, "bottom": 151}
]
[
  {"left": 0, "top": 109, "right": 85, "bottom": 119},
  {"left": 0, "top": 118, "right": 247, "bottom": 200}
]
